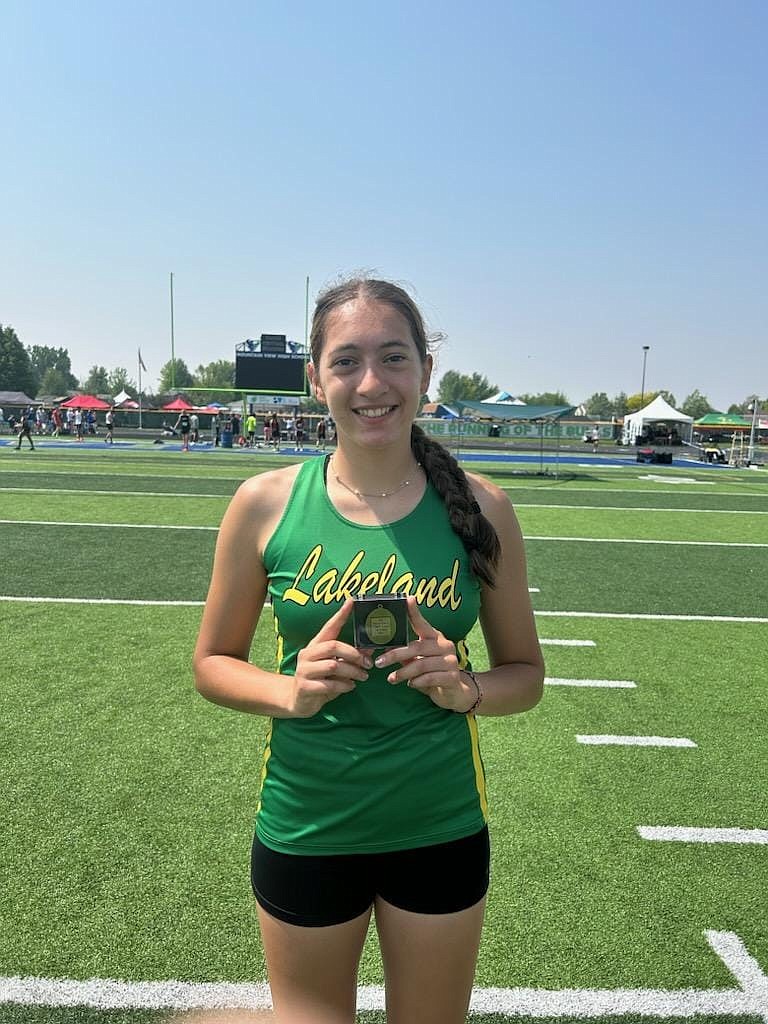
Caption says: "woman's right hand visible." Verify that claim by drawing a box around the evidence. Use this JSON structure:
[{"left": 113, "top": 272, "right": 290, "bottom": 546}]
[{"left": 290, "top": 598, "right": 371, "bottom": 717}]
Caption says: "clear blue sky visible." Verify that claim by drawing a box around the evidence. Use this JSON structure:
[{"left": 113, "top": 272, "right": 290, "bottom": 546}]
[{"left": 2, "top": 0, "right": 766, "bottom": 410}]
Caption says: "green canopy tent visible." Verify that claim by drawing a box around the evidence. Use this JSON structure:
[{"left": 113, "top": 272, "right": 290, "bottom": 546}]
[
  {"left": 694, "top": 412, "right": 752, "bottom": 430},
  {"left": 451, "top": 400, "right": 576, "bottom": 474}
]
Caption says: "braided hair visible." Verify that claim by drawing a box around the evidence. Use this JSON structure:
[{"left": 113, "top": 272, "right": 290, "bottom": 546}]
[{"left": 310, "top": 276, "right": 501, "bottom": 588}]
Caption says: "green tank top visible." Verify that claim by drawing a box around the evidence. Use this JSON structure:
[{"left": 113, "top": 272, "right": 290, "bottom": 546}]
[{"left": 256, "top": 456, "right": 487, "bottom": 854}]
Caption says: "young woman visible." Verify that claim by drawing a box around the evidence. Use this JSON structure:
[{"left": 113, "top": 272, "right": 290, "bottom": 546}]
[{"left": 193, "top": 278, "right": 544, "bottom": 1024}]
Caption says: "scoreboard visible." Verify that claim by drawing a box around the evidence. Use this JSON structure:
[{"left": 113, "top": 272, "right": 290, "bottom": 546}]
[{"left": 234, "top": 335, "right": 308, "bottom": 394}]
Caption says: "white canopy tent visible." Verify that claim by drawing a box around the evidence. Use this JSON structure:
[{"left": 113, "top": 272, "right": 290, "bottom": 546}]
[
  {"left": 622, "top": 395, "right": 693, "bottom": 445},
  {"left": 482, "top": 390, "right": 526, "bottom": 405}
]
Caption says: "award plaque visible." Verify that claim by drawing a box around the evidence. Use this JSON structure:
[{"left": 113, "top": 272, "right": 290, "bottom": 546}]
[{"left": 352, "top": 594, "right": 410, "bottom": 650}]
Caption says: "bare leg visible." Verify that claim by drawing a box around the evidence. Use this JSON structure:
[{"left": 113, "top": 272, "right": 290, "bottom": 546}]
[
  {"left": 374, "top": 896, "right": 486, "bottom": 1024},
  {"left": 257, "top": 904, "right": 372, "bottom": 1024}
]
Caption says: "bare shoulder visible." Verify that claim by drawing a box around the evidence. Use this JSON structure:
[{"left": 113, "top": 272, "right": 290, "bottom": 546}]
[
  {"left": 466, "top": 471, "right": 517, "bottom": 527},
  {"left": 222, "top": 463, "right": 303, "bottom": 553}
]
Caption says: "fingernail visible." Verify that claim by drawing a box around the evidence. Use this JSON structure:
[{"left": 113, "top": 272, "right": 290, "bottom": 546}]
[
  {"left": 387, "top": 672, "right": 396, "bottom": 683},
  {"left": 363, "top": 657, "right": 373, "bottom": 668},
  {"left": 375, "top": 656, "right": 385, "bottom": 668}
]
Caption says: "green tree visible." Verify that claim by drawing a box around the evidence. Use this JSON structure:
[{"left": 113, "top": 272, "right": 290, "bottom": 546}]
[
  {"left": 159, "top": 358, "right": 194, "bottom": 394},
  {"left": 107, "top": 367, "right": 136, "bottom": 395},
  {"left": 39, "top": 367, "right": 74, "bottom": 396},
  {"left": 518, "top": 391, "right": 571, "bottom": 406},
  {"left": 681, "top": 389, "right": 712, "bottom": 419},
  {"left": 300, "top": 394, "right": 328, "bottom": 415},
  {"left": 584, "top": 392, "right": 614, "bottom": 418},
  {"left": 27, "top": 345, "right": 78, "bottom": 394},
  {"left": 612, "top": 391, "right": 629, "bottom": 417},
  {"left": 81, "top": 365, "right": 110, "bottom": 394},
  {"left": 194, "top": 360, "right": 235, "bottom": 389},
  {"left": 436, "top": 370, "right": 496, "bottom": 404},
  {"left": 625, "top": 389, "right": 677, "bottom": 414},
  {"left": 727, "top": 394, "right": 765, "bottom": 415},
  {"left": 0, "top": 324, "right": 36, "bottom": 395}
]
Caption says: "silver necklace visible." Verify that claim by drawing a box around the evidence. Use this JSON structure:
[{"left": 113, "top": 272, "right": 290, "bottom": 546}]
[{"left": 331, "top": 456, "right": 420, "bottom": 500}]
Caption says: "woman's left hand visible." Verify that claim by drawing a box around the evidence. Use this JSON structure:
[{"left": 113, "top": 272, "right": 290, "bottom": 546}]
[{"left": 374, "top": 596, "right": 476, "bottom": 713}]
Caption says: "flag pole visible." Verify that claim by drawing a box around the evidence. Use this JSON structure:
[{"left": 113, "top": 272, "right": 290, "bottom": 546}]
[
  {"left": 169, "top": 272, "right": 176, "bottom": 392},
  {"left": 138, "top": 350, "right": 143, "bottom": 429},
  {"left": 304, "top": 275, "right": 310, "bottom": 350}
]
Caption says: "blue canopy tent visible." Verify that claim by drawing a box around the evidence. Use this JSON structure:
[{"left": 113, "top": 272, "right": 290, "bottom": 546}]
[{"left": 451, "top": 400, "right": 577, "bottom": 474}]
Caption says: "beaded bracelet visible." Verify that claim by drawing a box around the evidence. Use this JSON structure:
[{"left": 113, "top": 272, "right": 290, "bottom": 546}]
[{"left": 455, "top": 669, "right": 483, "bottom": 715}]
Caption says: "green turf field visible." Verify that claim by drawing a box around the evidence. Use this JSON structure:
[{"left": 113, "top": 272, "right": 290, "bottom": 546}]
[{"left": 1, "top": 445, "right": 766, "bottom": 1024}]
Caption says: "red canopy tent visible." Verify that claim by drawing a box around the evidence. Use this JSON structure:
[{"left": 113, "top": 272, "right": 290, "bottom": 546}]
[
  {"left": 161, "top": 397, "right": 195, "bottom": 411},
  {"left": 60, "top": 394, "right": 111, "bottom": 410}
]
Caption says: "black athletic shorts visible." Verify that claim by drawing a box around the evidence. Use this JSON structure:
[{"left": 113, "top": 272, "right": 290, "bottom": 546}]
[{"left": 251, "top": 826, "right": 490, "bottom": 928}]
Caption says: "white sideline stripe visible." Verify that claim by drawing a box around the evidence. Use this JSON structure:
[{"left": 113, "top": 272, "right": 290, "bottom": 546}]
[
  {"left": 547, "top": 678, "right": 636, "bottom": 689},
  {"left": 638, "top": 826, "right": 768, "bottom": 845},
  {"left": 578, "top": 735, "right": 696, "bottom": 747},
  {"left": 535, "top": 611, "right": 768, "bottom": 624},
  {"left": 518, "top": 503, "right": 768, "bottom": 515},
  {"left": 0, "top": 931, "right": 765, "bottom": 1017},
  {"left": 0, "top": 487, "right": 229, "bottom": 498},
  {"left": 529, "top": 587, "right": 540, "bottom": 592},
  {"left": 706, "top": 929, "right": 768, "bottom": 994},
  {"left": 540, "top": 638, "right": 596, "bottom": 647},
  {"left": 0, "top": 596, "right": 203, "bottom": 607},
  {"left": 527, "top": 535, "right": 768, "bottom": 548},
  {"left": 3, "top": 516, "right": 765, "bottom": 548},
  {"left": 0, "top": 518, "right": 217, "bottom": 531},
  {"left": 0, "top": 596, "right": 764, "bottom": 622},
  {"left": 504, "top": 485, "right": 765, "bottom": 497}
]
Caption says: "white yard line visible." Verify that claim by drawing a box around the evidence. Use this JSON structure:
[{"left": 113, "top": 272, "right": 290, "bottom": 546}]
[
  {"left": 527, "top": 535, "right": 768, "bottom": 547},
  {"left": 0, "top": 518, "right": 217, "bottom": 531},
  {"left": 1, "top": 931, "right": 766, "bottom": 1018},
  {"left": 0, "top": 486, "right": 229, "bottom": 498},
  {"left": 518, "top": 503, "right": 768, "bottom": 515},
  {"left": 638, "top": 827, "right": 768, "bottom": 845},
  {"left": 536, "top": 611, "right": 768, "bottom": 623},
  {"left": 578, "top": 735, "right": 696, "bottom": 747},
  {"left": 0, "top": 596, "right": 764, "bottom": 623},
  {"left": 540, "top": 639, "right": 596, "bottom": 647},
  {"left": 0, "top": 596, "right": 204, "bottom": 606},
  {"left": 503, "top": 486, "right": 765, "bottom": 497},
  {"left": 547, "top": 678, "right": 636, "bottom": 689},
  {"left": 706, "top": 930, "right": 768, "bottom": 996},
  {"left": 4, "top": 520, "right": 765, "bottom": 544}
]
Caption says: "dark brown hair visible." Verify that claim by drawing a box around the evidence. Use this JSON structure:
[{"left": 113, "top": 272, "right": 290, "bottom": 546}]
[{"left": 310, "top": 277, "right": 501, "bottom": 587}]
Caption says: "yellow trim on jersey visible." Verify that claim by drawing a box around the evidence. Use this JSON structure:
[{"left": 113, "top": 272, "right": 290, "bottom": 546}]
[
  {"left": 465, "top": 713, "right": 488, "bottom": 820},
  {"left": 455, "top": 637, "right": 488, "bottom": 820},
  {"left": 273, "top": 608, "right": 284, "bottom": 669},
  {"left": 255, "top": 719, "right": 273, "bottom": 817}
]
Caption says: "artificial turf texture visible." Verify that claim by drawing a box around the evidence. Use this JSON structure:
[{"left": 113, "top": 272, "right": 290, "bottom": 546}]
[{"left": 1, "top": 445, "right": 766, "bottom": 1022}]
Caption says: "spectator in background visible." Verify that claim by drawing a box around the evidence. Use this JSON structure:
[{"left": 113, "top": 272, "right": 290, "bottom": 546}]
[
  {"left": 269, "top": 413, "right": 281, "bottom": 450},
  {"left": 316, "top": 416, "right": 327, "bottom": 450},
  {"left": 190, "top": 412, "right": 199, "bottom": 443},
  {"left": 294, "top": 412, "right": 305, "bottom": 453},
  {"left": 174, "top": 410, "right": 192, "bottom": 452},
  {"left": 15, "top": 409, "right": 35, "bottom": 450},
  {"left": 105, "top": 406, "right": 115, "bottom": 444}
]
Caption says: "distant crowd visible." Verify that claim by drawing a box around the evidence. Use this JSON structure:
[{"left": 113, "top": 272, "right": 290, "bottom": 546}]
[{"left": 0, "top": 403, "right": 338, "bottom": 452}]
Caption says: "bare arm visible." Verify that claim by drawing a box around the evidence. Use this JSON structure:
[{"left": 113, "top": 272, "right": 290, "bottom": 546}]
[
  {"left": 375, "top": 473, "right": 544, "bottom": 716},
  {"left": 193, "top": 471, "right": 370, "bottom": 718},
  {"left": 469, "top": 474, "right": 545, "bottom": 715}
]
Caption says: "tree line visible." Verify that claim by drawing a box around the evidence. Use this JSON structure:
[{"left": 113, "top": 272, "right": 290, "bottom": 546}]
[{"left": 0, "top": 325, "right": 763, "bottom": 417}]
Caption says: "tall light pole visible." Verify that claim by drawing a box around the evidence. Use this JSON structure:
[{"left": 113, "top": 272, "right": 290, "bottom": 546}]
[
  {"left": 748, "top": 399, "right": 760, "bottom": 465},
  {"left": 640, "top": 345, "right": 650, "bottom": 405}
]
